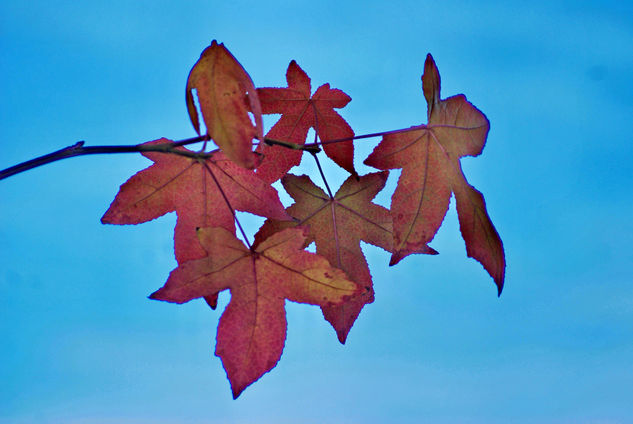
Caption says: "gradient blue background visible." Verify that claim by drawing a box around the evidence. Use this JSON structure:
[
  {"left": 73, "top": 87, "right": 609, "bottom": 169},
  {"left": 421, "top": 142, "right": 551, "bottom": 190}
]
[{"left": 1, "top": 1, "right": 632, "bottom": 422}]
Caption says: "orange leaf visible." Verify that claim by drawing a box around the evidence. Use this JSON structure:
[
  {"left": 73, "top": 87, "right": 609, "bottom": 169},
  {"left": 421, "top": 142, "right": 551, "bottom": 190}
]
[
  {"left": 364, "top": 54, "right": 505, "bottom": 294},
  {"left": 255, "top": 61, "right": 356, "bottom": 182},
  {"left": 186, "top": 40, "right": 263, "bottom": 169},
  {"left": 150, "top": 227, "right": 358, "bottom": 398}
]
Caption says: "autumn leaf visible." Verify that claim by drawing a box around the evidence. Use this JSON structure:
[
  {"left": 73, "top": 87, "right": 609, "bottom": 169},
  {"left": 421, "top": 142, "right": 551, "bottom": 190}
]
[
  {"left": 101, "top": 138, "right": 290, "bottom": 265},
  {"left": 255, "top": 172, "right": 433, "bottom": 342},
  {"left": 150, "top": 226, "right": 358, "bottom": 398},
  {"left": 255, "top": 60, "right": 356, "bottom": 182},
  {"left": 364, "top": 54, "right": 505, "bottom": 294},
  {"left": 186, "top": 40, "right": 263, "bottom": 169}
]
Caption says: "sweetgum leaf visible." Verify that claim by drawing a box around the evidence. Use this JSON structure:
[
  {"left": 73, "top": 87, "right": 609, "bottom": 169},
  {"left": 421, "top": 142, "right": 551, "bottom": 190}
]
[
  {"left": 101, "top": 139, "right": 290, "bottom": 265},
  {"left": 186, "top": 40, "right": 263, "bottom": 169},
  {"left": 150, "top": 226, "right": 358, "bottom": 398},
  {"left": 364, "top": 54, "right": 505, "bottom": 294},
  {"left": 254, "top": 172, "right": 434, "bottom": 342},
  {"left": 255, "top": 60, "right": 356, "bottom": 182}
]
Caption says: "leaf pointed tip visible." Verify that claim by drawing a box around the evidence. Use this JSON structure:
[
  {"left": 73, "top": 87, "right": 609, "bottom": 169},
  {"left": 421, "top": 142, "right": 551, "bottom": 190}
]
[
  {"left": 100, "top": 207, "right": 117, "bottom": 224},
  {"left": 204, "top": 295, "right": 219, "bottom": 310},
  {"left": 148, "top": 287, "right": 178, "bottom": 302},
  {"left": 422, "top": 52, "right": 441, "bottom": 110},
  {"left": 389, "top": 245, "right": 438, "bottom": 266},
  {"left": 388, "top": 252, "right": 403, "bottom": 266},
  {"left": 495, "top": 275, "right": 505, "bottom": 297},
  {"left": 227, "top": 373, "right": 250, "bottom": 400}
]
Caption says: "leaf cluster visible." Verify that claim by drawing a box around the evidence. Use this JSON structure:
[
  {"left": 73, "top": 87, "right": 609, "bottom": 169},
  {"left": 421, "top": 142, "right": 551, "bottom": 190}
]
[{"left": 96, "top": 40, "right": 506, "bottom": 398}]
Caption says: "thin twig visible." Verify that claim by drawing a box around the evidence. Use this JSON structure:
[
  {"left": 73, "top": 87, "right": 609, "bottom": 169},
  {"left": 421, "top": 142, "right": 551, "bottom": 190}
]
[
  {"left": 171, "top": 134, "right": 210, "bottom": 147},
  {"left": 304, "top": 125, "right": 426, "bottom": 148},
  {"left": 0, "top": 136, "right": 210, "bottom": 181},
  {"left": 260, "top": 137, "right": 321, "bottom": 154},
  {"left": 0, "top": 126, "right": 425, "bottom": 181}
]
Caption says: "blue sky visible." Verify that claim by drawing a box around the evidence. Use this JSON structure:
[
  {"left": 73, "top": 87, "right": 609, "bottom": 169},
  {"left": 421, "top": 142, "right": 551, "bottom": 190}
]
[{"left": 1, "top": 0, "right": 632, "bottom": 422}]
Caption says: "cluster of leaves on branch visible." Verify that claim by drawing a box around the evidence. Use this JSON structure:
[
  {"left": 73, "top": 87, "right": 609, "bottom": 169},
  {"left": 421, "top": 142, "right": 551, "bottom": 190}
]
[{"left": 99, "top": 40, "right": 505, "bottom": 398}]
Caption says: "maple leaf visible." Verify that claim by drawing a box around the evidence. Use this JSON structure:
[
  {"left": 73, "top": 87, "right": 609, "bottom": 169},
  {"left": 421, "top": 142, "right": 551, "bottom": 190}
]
[
  {"left": 255, "top": 172, "right": 434, "bottom": 342},
  {"left": 255, "top": 60, "right": 357, "bottom": 182},
  {"left": 364, "top": 54, "right": 505, "bottom": 294},
  {"left": 186, "top": 40, "right": 264, "bottom": 169},
  {"left": 150, "top": 226, "right": 358, "bottom": 398},
  {"left": 101, "top": 138, "right": 290, "bottom": 265}
]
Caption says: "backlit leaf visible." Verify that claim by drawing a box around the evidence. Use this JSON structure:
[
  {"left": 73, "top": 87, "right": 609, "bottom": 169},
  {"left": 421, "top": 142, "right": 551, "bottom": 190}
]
[
  {"left": 150, "top": 227, "right": 358, "bottom": 398},
  {"left": 186, "top": 41, "right": 263, "bottom": 169},
  {"left": 255, "top": 61, "right": 357, "bottom": 182},
  {"left": 364, "top": 54, "right": 505, "bottom": 293}
]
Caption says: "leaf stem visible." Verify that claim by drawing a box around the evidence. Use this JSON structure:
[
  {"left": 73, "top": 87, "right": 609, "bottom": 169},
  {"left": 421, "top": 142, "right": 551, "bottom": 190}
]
[
  {"left": 311, "top": 152, "right": 334, "bottom": 199},
  {"left": 202, "top": 162, "right": 252, "bottom": 250},
  {"left": 304, "top": 125, "right": 425, "bottom": 148},
  {"left": 309, "top": 105, "right": 334, "bottom": 198}
]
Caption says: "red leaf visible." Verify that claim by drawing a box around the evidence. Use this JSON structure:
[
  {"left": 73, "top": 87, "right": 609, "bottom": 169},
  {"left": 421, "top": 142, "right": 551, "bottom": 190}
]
[
  {"left": 254, "top": 172, "right": 423, "bottom": 342},
  {"left": 101, "top": 139, "right": 290, "bottom": 265},
  {"left": 255, "top": 61, "right": 356, "bottom": 182},
  {"left": 186, "top": 40, "right": 263, "bottom": 169},
  {"left": 150, "top": 226, "right": 358, "bottom": 398},
  {"left": 364, "top": 54, "right": 505, "bottom": 294}
]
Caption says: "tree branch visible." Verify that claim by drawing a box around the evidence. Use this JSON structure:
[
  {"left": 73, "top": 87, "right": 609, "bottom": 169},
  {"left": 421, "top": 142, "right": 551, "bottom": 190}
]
[
  {"left": 0, "top": 135, "right": 210, "bottom": 181},
  {"left": 0, "top": 126, "right": 426, "bottom": 181}
]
